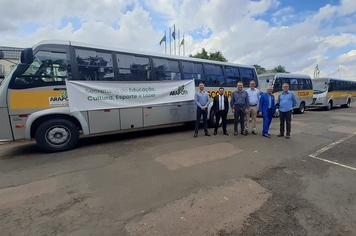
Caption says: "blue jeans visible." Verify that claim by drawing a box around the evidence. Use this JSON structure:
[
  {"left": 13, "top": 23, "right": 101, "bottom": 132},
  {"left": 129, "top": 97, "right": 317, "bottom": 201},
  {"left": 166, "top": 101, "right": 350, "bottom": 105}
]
[{"left": 262, "top": 109, "right": 273, "bottom": 135}]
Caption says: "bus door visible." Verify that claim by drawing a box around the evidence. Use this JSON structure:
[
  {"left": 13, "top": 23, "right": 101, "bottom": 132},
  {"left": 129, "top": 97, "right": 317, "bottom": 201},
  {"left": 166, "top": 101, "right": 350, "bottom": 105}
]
[
  {"left": 7, "top": 51, "right": 69, "bottom": 139},
  {"left": 0, "top": 69, "right": 15, "bottom": 141}
]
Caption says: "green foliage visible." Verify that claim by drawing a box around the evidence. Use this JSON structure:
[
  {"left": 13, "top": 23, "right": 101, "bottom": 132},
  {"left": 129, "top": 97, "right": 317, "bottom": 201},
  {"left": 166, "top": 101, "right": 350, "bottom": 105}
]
[
  {"left": 272, "top": 65, "right": 288, "bottom": 73},
  {"left": 190, "top": 48, "right": 227, "bottom": 62},
  {"left": 253, "top": 64, "right": 267, "bottom": 75}
]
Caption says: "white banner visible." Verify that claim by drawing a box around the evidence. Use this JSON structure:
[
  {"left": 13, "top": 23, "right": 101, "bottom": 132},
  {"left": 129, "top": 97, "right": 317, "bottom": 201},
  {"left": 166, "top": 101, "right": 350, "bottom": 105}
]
[{"left": 66, "top": 80, "right": 195, "bottom": 112}]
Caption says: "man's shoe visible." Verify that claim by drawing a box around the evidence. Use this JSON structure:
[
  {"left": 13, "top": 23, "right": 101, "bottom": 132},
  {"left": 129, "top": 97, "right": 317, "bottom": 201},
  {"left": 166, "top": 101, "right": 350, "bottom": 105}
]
[
  {"left": 285, "top": 135, "right": 291, "bottom": 139},
  {"left": 205, "top": 132, "right": 211, "bottom": 136},
  {"left": 277, "top": 134, "right": 284, "bottom": 137},
  {"left": 263, "top": 134, "right": 271, "bottom": 138},
  {"left": 252, "top": 131, "right": 257, "bottom": 135},
  {"left": 223, "top": 132, "right": 229, "bottom": 136},
  {"left": 234, "top": 131, "right": 238, "bottom": 136},
  {"left": 194, "top": 133, "right": 198, "bottom": 138},
  {"left": 213, "top": 131, "right": 217, "bottom": 135},
  {"left": 242, "top": 131, "right": 247, "bottom": 136}
]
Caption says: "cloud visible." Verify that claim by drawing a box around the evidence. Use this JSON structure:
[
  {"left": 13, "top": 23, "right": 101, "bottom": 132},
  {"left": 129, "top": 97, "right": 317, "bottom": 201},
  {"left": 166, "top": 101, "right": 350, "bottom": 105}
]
[{"left": 0, "top": 0, "right": 355, "bottom": 80}]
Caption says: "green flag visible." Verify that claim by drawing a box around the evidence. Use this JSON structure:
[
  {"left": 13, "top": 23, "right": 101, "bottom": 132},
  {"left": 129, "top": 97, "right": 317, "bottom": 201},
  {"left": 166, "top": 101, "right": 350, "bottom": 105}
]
[
  {"left": 159, "top": 34, "right": 166, "bottom": 45},
  {"left": 180, "top": 37, "right": 184, "bottom": 46}
]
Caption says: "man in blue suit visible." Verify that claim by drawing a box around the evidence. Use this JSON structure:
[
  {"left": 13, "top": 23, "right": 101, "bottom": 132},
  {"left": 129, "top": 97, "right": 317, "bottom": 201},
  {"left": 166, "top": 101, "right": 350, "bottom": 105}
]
[{"left": 259, "top": 86, "right": 276, "bottom": 138}]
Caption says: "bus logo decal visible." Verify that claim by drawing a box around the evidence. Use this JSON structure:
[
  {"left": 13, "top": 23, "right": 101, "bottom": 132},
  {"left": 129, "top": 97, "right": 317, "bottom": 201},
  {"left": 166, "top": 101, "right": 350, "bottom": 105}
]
[{"left": 169, "top": 85, "right": 188, "bottom": 96}]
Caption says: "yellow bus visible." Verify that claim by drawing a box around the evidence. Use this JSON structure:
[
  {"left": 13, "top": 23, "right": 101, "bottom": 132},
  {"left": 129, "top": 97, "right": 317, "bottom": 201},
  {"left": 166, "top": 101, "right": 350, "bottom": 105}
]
[
  {"left": 258, "top": 73, "right": 313, "bottom": 114},
  {"left": 311, "top": 78, "right": 356, "bottom": 110},
  {"left": 0, "top": 40, "right": 257, "bottom": 152}
]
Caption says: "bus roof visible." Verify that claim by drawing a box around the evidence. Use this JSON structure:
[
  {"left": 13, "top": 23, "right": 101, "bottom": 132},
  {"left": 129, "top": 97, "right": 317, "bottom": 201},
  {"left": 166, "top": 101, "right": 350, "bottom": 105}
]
[
  {"left": 33, "top": 40, "right": 255, "bottom": 69},
  {"left": 259, "top": 73, "right": 311, "bottom": 79},
  {"left": 317, "top": 77, "right": 356, "bottom": 83}
]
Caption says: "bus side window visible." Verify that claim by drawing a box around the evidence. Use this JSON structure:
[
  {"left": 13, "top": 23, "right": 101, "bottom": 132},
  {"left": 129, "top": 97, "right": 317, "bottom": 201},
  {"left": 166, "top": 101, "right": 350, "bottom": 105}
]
[
  {"left": 239, "top": 67, "right": 257, "bottom": 87},
  {"left": 10, "top": 51, "right": 68, "bottom": 89},
  {"left": 152, "top": 58, "right": 181, "bottom": 80},
  {"left": 182, "top": 61, "right": 203, "bottom": 86},
  {"left": 328, "top": 81, "right": 334, "bottom": 92},
  {"left": 298, "top": 78, "right": 310, "bottom": 90},
  {"left": 203, "top": 64, "right": 224, "bottom": 87},
  {"left": 225, "top": 66, "right": 240, "bottom": 87},
  {"left": 116, "top": 54, "right": 150, "bottom": 81},
  {"left": 306, "top": 79, "right": 313, "bottom": 90},
  {"left": 76, "top": 49, "right": 114, "bottom": 81},
  {"left": 290, "top": 78, "right": 299, "bottom": 91},
  {"left": 273, "top": 78, "right": 282, "bottom": 93}
]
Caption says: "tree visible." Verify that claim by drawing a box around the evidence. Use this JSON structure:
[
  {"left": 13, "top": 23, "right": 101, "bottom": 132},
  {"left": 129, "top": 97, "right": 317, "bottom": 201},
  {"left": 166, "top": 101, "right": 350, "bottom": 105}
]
[
  {"left": 253, "top": 64, "right": 267, "bottom": 75},
  {"left": 272, "top": 65, "right": 288, "bottom": 73},
  {"left": 209, "top": 51, "right": 227, "bottom": 62},
  {"left": 190, "top": 48, "right": 227, "bottom": 62}
]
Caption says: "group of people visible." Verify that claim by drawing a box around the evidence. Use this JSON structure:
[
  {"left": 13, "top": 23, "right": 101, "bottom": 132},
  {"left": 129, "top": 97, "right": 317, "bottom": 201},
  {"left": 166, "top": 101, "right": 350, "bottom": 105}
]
[{"left": 194, "top": 80, "right": 297, "bottom": 139}]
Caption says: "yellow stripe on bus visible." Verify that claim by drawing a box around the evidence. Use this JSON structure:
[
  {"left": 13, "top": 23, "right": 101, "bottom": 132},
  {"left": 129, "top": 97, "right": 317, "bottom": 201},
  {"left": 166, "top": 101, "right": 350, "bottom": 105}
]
[{"left": 9, "top": 90, "right": 68, "bottom": 110}]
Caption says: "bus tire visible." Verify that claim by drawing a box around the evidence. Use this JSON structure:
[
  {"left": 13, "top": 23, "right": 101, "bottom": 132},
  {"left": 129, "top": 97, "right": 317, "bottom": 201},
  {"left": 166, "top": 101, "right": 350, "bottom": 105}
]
[
  {"left": 35, "top": 118, "right": 79, "bottom": 152},
  {"left": 208, "top": 109, "right": 216, "bottom": 128},
  {"left": 341, "top": 99, "right": 351, "bottom": 108},
  {"left": 326, "top": 100, "right": 333, "bottom": 111},
  {"left": 295, "top": 102, "right": 305, "bottom": 114}
]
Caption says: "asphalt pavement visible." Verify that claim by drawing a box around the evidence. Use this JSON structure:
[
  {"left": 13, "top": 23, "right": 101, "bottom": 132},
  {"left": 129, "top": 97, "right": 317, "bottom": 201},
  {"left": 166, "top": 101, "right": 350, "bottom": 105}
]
[{"left": 1, "top": 105, "right": 356, "bottom": 236}]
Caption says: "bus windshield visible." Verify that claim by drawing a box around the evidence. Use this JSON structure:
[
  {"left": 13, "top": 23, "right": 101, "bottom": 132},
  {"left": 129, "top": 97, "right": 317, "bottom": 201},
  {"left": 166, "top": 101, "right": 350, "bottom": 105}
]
[
  {"left": 0, "top": 64, "right": 17, "bottom": 87},
  {"left": 313, "top": 79, "right": 328, "bottom": 94},
  {"left": 258, "top": 76, "right": 274, "bottom": 92}
]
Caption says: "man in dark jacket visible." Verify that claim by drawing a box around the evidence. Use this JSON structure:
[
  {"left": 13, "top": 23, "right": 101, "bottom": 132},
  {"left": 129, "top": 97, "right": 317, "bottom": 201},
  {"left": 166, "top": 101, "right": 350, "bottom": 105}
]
[
  {"left": 213, "top": 87, "right": 229, "bottom": 135},
  {"left": 259, "top": 86, "right": 276, "bottom": 138},
  {"left": 230, "top": 82, "right": 249, "bottom": 136}
]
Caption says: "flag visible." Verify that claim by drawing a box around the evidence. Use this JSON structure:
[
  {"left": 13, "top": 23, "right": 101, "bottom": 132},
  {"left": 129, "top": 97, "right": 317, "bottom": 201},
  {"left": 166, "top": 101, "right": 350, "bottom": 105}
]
[
  {"left": 159, "top": 34, "right": 166, "bottom": 45},
  {"left": 172, "top": 25, "right": 176, "bottom": 40},
  {"left": 180, "top": 37, "right": 184, "bottom": 46}
]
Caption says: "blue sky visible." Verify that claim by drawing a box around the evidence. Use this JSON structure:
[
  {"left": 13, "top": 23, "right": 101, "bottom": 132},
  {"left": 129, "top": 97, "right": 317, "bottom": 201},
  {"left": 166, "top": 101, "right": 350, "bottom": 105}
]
[{"left": 0, "top": 0, "right": 355, "bottom": 80}]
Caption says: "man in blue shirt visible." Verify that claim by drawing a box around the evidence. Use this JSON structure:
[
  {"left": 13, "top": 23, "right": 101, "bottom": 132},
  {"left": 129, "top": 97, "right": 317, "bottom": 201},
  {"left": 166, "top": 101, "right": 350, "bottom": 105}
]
[
  {"left": 259, "top": 86, "right": 276, "bottom": 138},
  {"left": 278, "top": 83, "right": 297, "bottom": 139},
  {"left": 194, "top": 82, "right": 211, "bottom": 137}
]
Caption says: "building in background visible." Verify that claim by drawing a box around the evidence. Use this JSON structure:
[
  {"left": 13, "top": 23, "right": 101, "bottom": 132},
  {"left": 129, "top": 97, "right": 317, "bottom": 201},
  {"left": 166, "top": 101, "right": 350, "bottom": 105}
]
[{"left": 0, "top": 46, "right": 22, "bottom": 82}]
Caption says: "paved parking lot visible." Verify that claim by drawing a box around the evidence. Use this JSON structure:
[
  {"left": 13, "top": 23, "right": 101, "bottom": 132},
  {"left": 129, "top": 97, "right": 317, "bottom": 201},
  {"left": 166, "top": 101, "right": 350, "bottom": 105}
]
[{"left": 1, "top": 105, "right": 356, "bottom": 235}]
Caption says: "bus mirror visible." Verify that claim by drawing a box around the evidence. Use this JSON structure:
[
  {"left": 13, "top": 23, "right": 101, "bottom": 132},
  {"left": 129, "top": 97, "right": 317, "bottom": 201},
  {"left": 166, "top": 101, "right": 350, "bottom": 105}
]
[
  {"left": 0, "top": 51, "right": 4, "bottom": 59},
  {"left": 20, "top": 48, "right": 34, "bottom": 64}
]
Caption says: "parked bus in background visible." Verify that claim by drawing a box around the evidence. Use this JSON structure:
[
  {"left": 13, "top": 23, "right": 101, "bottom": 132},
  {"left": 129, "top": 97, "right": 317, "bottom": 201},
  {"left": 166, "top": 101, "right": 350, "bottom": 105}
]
[
  {"left": 311, "top": 78, "right": 356, "bottom": 110},
  {"left": 258, "top": 73, "right": 313, "bottom": 114},
  {"left": 0, "top": 40, "right": 257, "bottom": 152}
]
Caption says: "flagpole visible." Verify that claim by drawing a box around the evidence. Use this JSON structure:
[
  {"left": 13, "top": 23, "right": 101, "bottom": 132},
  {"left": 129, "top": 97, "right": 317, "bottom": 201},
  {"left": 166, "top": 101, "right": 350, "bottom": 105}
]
[
  {"left": 178, "top": 29, "right": 180, "bottom": 56},
  {"left": 169, "top": 27, "right": 172, "bottom": 55},
  {"left": 183, "top": 34, "right": 185, "bottom": 56},
  {"left": 174, "top": 24, "right": 176, "bottom": 55},
  {"left": 164, "top": 30, "right": 167, "bottom": 54}
]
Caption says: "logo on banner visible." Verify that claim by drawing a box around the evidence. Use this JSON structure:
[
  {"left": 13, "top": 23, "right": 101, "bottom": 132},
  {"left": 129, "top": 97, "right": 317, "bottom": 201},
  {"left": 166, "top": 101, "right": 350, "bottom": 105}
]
[
  {"left": 49, "top": 91, "right": 69, "bottom": 106},
  {"left": 169, "top": 85, "right": 188, "bottom": 96}
]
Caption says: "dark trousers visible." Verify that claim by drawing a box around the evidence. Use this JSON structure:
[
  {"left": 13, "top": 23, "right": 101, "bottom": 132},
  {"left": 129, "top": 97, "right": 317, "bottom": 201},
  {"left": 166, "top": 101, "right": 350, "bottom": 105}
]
[
  {"left": 234, "top": 108, "right": 245, "bottom": 133},
  {"left": 214, "top": 110, "right": 228, "bottom": 134},
  {"left": 262, "top": 109, "right": 273, "bottom": 135},
  {"left": 280, "top": 111, "right": 292, "bottom": 136},
  {"left": 195, "top": 107, "right": 208, "bottom": 134}
]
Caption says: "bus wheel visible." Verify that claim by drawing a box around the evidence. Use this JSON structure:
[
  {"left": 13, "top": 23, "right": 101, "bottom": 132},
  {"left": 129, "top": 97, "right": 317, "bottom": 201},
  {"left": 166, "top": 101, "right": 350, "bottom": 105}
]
[
  {"left": 208, "top": 110, "right": 215, "bottom": 128},
  {"left": 35, "top": 118, "right": 79, "bottom": 152},
  {"left": 326, "top": 100, "right": 333, "bottom": 111},
  {"left": 341, "top": 99, "right": 351, "bottom": 108},
  {"left": 295, "top": 102, "right": 305, "bottom": 114}
]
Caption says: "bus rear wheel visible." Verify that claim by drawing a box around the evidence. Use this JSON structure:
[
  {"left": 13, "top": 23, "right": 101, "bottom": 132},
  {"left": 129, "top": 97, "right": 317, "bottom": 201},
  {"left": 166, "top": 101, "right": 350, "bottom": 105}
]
[
  {"left": 35, "top": 118, "right": 79, "bottom": 152},
  {"left": 208, "top": 109, "right": 216, "bottom": 128},
  {"left": 341, "top": 99, "right": 351, "bottom": 108},
  {"left": 295, "top": 102, "right": 305, "bottom": 114},
  {"left": 326, "top": 100, "right": 333, "bottom": 111}
]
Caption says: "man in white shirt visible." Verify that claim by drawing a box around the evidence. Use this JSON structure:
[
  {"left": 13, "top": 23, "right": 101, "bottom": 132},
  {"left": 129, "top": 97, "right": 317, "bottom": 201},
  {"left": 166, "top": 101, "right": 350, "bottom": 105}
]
[{"left": 245, "top": 80, "right": 260, "bottom": 135}]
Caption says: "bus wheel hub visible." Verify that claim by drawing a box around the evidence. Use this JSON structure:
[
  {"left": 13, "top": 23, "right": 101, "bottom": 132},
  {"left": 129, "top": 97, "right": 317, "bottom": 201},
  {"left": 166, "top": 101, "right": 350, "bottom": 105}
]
[{"left": 47, "top": 127, "right": 69, "bottom": 145}]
